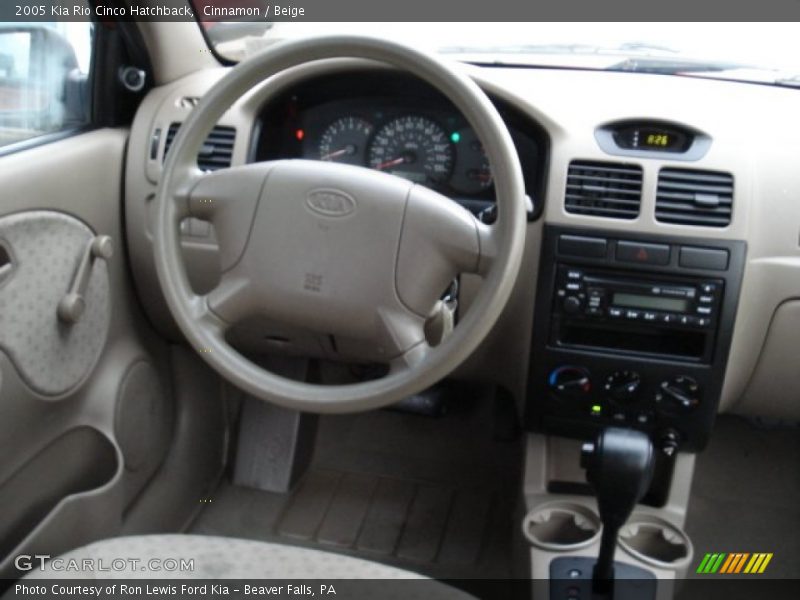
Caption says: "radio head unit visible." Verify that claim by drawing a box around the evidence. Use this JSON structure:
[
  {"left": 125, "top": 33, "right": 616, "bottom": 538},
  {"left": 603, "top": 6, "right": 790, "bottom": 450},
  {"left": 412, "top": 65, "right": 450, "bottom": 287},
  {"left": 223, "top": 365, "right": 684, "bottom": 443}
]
[{"left": 557, "top": 267, "right": 722, "bottom": 334}]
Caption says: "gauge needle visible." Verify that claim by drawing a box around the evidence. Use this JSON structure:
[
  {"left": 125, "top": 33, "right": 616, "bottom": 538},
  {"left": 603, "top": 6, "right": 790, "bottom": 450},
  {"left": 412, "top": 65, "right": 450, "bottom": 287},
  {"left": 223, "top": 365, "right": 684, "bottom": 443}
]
[
  {"left": 375, "top": 156, "right": 406, "bottom": 170},
  {"left": 321, "top": 144, "right": 357, "bottom": 161},
  {"left": 321, "top": 148, "right": 348, "bottom": 161}
]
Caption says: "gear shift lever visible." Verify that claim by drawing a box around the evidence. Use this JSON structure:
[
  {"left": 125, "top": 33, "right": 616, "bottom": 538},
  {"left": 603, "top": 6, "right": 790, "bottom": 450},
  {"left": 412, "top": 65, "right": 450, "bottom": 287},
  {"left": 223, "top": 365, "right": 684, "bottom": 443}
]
[{"left": 581, "top": 427, "right": 655, "bottom": 595}]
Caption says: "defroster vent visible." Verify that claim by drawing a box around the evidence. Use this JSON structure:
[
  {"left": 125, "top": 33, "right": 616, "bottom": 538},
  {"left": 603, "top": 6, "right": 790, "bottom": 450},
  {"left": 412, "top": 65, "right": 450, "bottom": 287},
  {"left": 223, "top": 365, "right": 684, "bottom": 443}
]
[{"left": 565, "top": 161, "right": 643, "bottom": 219}]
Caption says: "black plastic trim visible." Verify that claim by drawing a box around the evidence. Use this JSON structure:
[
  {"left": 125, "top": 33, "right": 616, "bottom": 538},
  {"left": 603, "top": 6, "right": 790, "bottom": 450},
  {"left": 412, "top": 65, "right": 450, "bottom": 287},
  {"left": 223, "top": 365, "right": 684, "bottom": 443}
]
[{"left": 526, "top": 225, "right": 746, "bottom": 453}]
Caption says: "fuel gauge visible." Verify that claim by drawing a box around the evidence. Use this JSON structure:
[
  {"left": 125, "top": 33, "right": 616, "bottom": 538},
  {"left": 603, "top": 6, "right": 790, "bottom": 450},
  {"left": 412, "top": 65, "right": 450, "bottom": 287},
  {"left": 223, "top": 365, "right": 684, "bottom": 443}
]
[{"left": 449, "top": 128, "right": 493, "bottom": 195}]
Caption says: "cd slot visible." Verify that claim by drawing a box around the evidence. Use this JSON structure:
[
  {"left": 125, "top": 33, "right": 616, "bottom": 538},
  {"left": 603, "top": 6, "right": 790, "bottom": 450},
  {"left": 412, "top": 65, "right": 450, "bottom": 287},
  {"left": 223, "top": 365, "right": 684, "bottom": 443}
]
[{"left": 557, "top": 321, "right": 708, "bottom": 361}]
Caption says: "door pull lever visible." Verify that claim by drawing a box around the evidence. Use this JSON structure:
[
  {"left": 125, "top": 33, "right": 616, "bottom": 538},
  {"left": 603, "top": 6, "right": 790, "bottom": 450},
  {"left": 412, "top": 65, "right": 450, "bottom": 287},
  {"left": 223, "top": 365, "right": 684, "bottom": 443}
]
[{"left": 57, "top": 235, "right": 113, "bottom": 324}]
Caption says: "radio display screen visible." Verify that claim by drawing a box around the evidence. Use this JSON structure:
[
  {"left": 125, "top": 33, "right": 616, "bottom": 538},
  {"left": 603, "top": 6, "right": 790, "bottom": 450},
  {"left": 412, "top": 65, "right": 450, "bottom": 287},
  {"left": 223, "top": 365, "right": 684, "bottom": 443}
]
[{"left": 613, "top": 293, "right": 689, "bottom": 313}]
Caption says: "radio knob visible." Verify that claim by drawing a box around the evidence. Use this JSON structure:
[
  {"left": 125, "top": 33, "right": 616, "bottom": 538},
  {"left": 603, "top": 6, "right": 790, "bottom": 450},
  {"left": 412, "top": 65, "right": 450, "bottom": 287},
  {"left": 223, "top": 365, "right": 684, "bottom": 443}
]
[
  {"left": 604, "top": 370, "right": 641, "bottom": 404},
  {"left": 563, "top": 296, "right": 582, "bottom": 314},
  {"left": 655, "top": 375, "right": 701, "bottom": 414},
  {"left": 549, "top": 366, "right": 592, "bottom": 398}
]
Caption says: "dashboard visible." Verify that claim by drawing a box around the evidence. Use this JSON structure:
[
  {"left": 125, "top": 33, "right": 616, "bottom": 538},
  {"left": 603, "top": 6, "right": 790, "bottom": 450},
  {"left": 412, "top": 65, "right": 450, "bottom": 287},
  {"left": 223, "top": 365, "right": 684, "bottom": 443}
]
[{"left": 124, "top": 59, "right": 800, "bottom": 446}]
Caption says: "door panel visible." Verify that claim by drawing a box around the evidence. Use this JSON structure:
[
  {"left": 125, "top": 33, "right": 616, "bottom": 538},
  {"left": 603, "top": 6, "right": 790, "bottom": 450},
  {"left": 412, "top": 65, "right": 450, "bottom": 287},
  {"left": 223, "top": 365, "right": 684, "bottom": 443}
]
[{"left": 0, "top": 129, "right": 175, "bottom": 576}]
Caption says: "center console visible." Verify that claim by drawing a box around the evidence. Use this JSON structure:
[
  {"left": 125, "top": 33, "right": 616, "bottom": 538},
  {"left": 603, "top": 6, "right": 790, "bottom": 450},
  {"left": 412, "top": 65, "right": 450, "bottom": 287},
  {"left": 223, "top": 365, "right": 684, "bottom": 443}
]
[
  {"left": 522, "top": 228, "right": 745, "bottom": 596},
  {"left": 527, "top": 226, "right": 746, "bottom": 453}
]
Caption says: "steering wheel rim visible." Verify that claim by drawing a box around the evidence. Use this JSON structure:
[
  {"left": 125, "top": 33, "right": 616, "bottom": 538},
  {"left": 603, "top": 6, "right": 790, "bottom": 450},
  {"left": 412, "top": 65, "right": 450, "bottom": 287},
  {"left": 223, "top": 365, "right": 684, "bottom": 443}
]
[{"left": 153, "top": 35, "right": 527, "bottom": 413}]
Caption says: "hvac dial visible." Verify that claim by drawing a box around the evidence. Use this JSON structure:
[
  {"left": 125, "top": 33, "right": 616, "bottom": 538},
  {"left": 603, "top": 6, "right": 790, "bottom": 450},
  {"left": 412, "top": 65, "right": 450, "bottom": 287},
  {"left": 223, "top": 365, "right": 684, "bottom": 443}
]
[
  {"left": 368, "top": 115, "right": 454, "bottom": 184},
  {"left": 318, "top": 116, "right": 373, "bottom": 166}
]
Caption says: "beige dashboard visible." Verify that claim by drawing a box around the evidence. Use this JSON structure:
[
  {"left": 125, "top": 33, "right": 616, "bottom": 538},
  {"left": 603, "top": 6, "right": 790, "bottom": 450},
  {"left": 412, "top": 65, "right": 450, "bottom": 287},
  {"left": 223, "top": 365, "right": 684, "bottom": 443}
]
[{"left": 124, "top": 59, "right": 800, "bottom": 421}]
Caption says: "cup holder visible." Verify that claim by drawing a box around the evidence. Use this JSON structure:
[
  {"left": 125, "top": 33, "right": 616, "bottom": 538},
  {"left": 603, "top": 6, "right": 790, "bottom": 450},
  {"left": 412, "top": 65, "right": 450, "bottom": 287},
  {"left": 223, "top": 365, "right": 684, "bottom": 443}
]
[
  {"left": 618, "top": 515, "right": 693, "bottom": 569},
  {"left": 523, "top": 502, "right": 602, "bottom": 551}
]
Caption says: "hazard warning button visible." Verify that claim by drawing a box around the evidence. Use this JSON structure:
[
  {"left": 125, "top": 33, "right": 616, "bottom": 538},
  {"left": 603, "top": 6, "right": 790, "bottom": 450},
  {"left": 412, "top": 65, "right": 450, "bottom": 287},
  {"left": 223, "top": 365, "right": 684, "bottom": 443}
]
[{"left": 616, "top": 240, "right": 670, "bottom": 265}]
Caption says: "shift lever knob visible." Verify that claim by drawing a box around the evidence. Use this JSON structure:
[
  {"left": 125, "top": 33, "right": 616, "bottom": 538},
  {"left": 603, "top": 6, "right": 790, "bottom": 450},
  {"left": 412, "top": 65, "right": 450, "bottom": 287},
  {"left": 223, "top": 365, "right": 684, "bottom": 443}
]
[{"left": 581, "top": 427, "right": 655, "bottom": 593}]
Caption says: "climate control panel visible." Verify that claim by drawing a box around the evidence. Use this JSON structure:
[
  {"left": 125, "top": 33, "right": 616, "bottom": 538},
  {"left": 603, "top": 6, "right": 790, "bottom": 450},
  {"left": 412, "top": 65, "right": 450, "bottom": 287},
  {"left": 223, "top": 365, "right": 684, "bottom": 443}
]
[{"left": 541, "top": 362, "right": 707, "bottom": 452}]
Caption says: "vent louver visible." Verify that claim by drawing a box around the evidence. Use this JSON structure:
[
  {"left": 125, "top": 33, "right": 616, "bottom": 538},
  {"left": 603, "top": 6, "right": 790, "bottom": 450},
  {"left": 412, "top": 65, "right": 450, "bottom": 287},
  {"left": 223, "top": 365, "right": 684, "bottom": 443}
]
[
  {"left": 163, "top": 122, "right": 236, "bottom": 171},
  {"left": 565, "top": 161, "right": 643, "bottom": 219},
  {"left": 656, "top": 168, "right": 733, "bottom": 227}
]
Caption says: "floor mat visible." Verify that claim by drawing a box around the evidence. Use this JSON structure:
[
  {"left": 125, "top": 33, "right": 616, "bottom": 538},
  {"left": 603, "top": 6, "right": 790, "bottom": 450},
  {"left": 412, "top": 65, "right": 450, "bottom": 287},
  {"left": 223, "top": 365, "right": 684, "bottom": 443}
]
[
  {"left": 684, "top": 415, "right": 800, "bottom": 579},
  {"left": 191, "top": 393, "right": 522, "bottom": 579}
]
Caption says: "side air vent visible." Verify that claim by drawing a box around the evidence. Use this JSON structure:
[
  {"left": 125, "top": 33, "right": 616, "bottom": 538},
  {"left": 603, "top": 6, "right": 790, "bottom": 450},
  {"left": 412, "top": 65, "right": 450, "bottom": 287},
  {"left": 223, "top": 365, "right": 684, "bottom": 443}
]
[
  {"left": 656, "top": 168, "right": 733, "bottom": 227},
  {"left": 163, "top": 122, "right": 236, "bottom": 171},
  {"left": 565, "top": 160, "right": 643, "bottom": 219}
]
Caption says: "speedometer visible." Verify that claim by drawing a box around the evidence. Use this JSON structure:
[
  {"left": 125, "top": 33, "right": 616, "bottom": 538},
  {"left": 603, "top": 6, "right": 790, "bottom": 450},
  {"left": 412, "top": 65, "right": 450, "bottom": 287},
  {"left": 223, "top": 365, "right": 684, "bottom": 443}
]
[
  {"left": 368, "top": 116, "right": 453, "bottom": 184},
  {"left": 318, "top": 116, "right": 373, "bottom": 166}
]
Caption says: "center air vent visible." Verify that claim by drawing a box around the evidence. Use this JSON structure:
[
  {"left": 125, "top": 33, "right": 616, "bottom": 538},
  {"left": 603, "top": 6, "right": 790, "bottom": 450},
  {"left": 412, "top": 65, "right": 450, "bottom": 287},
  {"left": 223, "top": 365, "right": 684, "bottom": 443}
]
[
  {"left": 656, "top": 168, "right": 733, "bottom": 227},
  {"left": 565, "top": 161, "right": 643, "bottom": 219},
  {"left": 163, "top": 122, "right": 236, "bottom": 171}
]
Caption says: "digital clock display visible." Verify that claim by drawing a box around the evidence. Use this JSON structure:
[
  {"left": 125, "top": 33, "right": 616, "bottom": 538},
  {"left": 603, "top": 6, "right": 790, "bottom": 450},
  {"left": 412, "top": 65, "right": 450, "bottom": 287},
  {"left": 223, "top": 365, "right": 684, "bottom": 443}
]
[
  {"left": 643, "top": 132, "right": 671, "bottom": 147},
  {"left": 639, "top": 129, "right": 679, "bottom": 150},
  {"left": 611, "top": 123, "right": 693, "bottom": 153}
]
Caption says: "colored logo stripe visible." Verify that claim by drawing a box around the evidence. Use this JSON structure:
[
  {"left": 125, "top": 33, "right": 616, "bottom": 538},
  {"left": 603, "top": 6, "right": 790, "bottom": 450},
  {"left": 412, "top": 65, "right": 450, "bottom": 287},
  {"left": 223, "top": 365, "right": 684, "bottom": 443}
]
[
  {"left": 720, "top": 553, "right": 749, "bottom": 573},
  {"left": 744, "top": 553, "right": 773, "bottom": 574},
  {"left": 697, "top": 552, "right": 773, "bottom": 574},
  {"left": 697, "top": 553, "right": 726, "bottom": 573}
]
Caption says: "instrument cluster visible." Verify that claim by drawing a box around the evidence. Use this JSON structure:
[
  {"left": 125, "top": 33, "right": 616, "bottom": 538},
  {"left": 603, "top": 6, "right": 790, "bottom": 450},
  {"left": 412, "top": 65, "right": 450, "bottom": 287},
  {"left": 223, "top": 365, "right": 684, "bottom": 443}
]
[
  {"left": 252, "top": 71, "right": 547, "bottom": 208},
  {"left": 298, "top": 100, "right": 494, "bottom": 197}
]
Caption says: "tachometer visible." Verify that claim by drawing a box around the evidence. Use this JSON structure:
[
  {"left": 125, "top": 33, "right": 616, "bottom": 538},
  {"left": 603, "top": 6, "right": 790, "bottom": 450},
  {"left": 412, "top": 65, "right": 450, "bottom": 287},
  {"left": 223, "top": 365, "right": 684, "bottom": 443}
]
[
  {"left": 368, "top": 116, "right": 453, "bottom": 184},
  {"left": 318, "top": 116, "right": 373, "bottom": 166}
]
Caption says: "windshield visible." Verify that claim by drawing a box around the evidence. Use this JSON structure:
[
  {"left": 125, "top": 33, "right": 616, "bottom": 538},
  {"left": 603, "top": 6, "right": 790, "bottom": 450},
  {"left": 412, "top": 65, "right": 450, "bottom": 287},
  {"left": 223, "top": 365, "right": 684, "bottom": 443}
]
[{"left": 197, "top": 21, "right": 800, "bottom": 87}]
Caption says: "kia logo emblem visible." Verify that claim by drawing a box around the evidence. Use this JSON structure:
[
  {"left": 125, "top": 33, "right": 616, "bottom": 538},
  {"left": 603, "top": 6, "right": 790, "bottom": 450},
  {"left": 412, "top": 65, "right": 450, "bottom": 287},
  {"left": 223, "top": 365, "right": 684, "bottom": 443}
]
[{"left": 306, "top": 189, "right": 356, "bottom": 217}]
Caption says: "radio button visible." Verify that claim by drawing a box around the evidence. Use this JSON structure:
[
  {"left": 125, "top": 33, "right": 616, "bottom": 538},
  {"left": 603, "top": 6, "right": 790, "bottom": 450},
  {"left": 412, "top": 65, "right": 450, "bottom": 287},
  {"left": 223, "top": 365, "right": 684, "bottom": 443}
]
[
  {"left": 661, "top": 313, "right": 677, "bottom": 324},
  {"left": 697, "top": 306, "right": 712, "bottom": 315},
  {"left": 566, "top": 282, "right": 582, "bottom": 291},
  {"left": 698, "top": 295, "right": 714, "bottom": 304},
  {"left": 700, "top": 282, "right": 719, "bottom": 294},
  {"left": 625, "top": 309, "right": 641, "bottom": 320},
  {"left": 586, "top": 307, "right": 604, "bottom": 317},
  {"left": 642, "top": 311, "right": 658, "bottom": 322},
  {"left": 616, "top": 240, "right": 671, "bottom": 266},
  {"left": 609, "top": 307, "right": 624, "bottom": 319},
  {"left": 696, "top": 317, "right": 711, "bottom": 327},
  {"left": 566, "top": 269, "right": 583, "bottom": 280}
]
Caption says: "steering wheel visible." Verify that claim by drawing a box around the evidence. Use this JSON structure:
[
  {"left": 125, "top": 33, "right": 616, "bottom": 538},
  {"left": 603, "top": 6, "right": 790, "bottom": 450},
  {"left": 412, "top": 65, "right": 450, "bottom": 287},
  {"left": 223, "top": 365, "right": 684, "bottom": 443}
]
[{"left": 153, "top": 36, "right": 527, "bottom": 413}]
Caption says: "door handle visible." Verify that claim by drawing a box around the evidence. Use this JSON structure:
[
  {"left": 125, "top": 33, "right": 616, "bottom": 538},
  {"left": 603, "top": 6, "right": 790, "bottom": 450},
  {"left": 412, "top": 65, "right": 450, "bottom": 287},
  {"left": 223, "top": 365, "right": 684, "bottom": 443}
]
[{"left": 57, "top": 235, "right": 113, "bottom": 324}]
